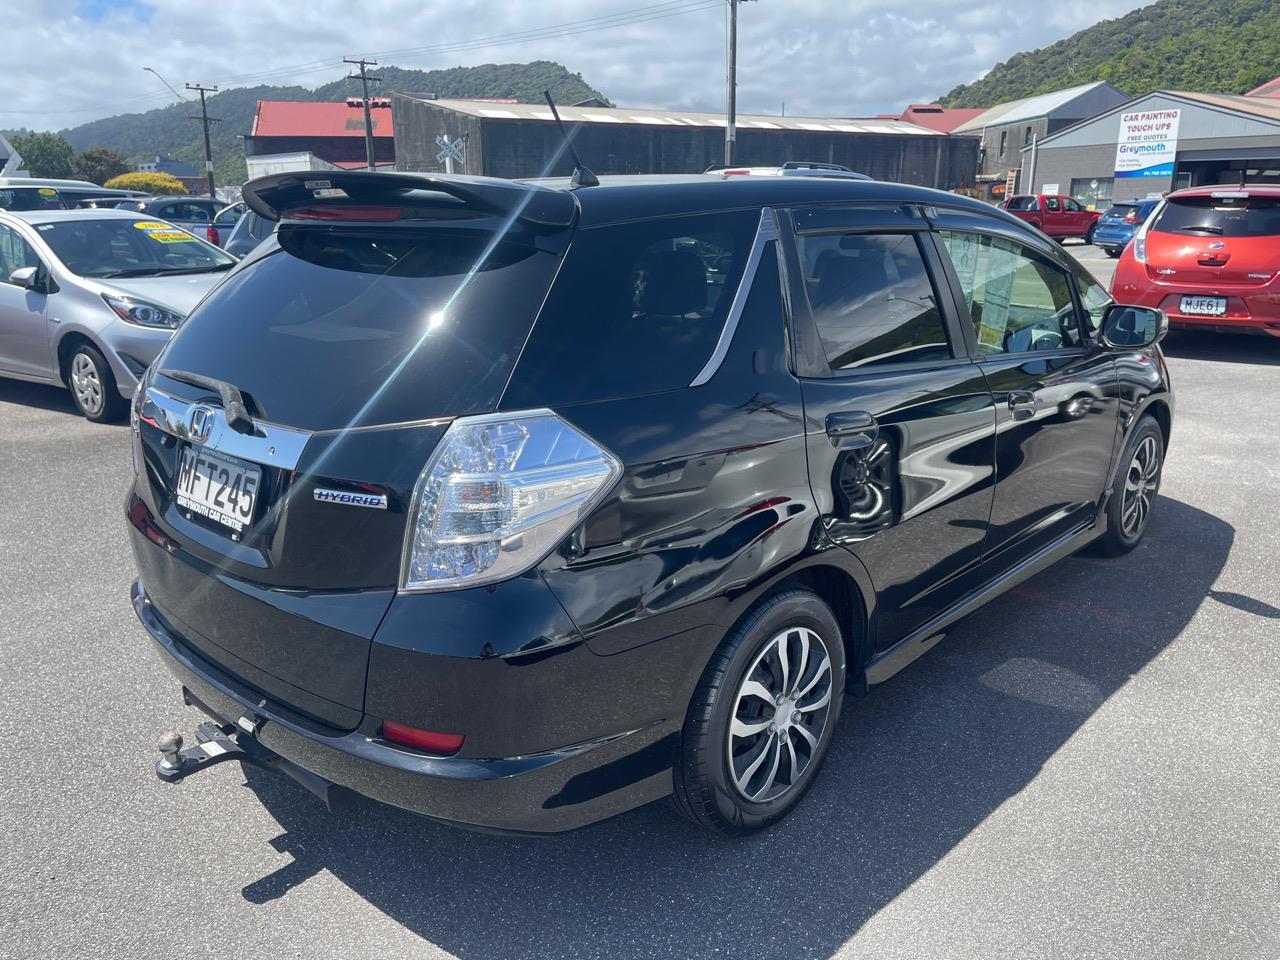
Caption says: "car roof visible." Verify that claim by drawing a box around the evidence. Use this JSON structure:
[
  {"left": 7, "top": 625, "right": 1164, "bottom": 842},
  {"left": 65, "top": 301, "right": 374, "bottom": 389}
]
[
  {"left": 0, "top": 208, "right": 155, "bottom": 225},
  {"left": 1167, "top": 184, "right": 1280, "bottom": 199},
  {"left": 0, "top": 177, "right": 99, "bottom": 189}
]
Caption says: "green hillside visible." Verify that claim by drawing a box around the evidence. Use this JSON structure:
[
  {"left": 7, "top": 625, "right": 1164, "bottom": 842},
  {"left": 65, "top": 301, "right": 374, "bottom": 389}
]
[
  {"left": 941, "top": 0, "right": 1280, "bottom": 107},
  {"left": 50, "top": 61, "right": 606, "bottom": 187}
]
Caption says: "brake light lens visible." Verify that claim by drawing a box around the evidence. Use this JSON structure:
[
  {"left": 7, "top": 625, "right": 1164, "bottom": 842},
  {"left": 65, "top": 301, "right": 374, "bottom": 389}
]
[
  {"left": 205, "top": 224, "right": 219, "bottom": 245},
  {"left": 1123, "top": 211, "right": 1139, "bottom": 224},
  {"left": 1132, "top": 200, "right": 1163, "bottom": 265},
  {"left": 400, "top": 410, "right": 622, "bottom": 592},
  {"left": 381, "top": 721, "right": 465, "bottom": 755}
]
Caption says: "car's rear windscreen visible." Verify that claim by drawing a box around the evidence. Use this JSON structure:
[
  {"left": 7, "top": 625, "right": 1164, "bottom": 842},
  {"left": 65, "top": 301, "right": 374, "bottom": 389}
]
[
  {"left": 1151, "top": 194, "right": 1280, "bottom": 238},
  {"left": 1101, "top": 203, "right": 1137, "bottom": 218},
  {"left": 156, "top": 220, "right": 569, "bottom": 432}
]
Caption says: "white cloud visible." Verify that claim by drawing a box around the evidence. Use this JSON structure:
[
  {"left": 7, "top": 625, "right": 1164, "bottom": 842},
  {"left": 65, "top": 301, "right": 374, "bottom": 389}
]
[{"left": 0, "top": 0, "right": 1150, "bottom": 130}]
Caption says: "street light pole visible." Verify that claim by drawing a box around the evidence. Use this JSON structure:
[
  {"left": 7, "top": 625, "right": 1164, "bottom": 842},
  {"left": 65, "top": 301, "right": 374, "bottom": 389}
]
[
  {"left": 725, "top": 0, "right": 738, "bottom": 166},
  {"left": 185, "top": 82, "right": 220, "bottom": 199},
  {"left": 344, "top": 57, "right": 381, "bottom": 171}
]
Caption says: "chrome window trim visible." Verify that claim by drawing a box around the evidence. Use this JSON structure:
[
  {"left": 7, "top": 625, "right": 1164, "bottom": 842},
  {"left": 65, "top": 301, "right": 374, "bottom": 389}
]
[
  {"left": 689, "top": 206, "right": 778, "bottom": 388},
  {"left": 140, "top": 385, "right": 312, "bottom": 470}
]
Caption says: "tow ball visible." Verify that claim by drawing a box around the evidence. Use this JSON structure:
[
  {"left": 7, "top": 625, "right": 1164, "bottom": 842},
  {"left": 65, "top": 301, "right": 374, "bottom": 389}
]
[{"left": 154, "top": 717, "right": 263, "bottom": 783}]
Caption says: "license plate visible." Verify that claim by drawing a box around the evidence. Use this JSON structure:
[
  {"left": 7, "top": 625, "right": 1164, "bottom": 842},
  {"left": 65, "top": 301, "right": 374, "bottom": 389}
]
[
  {"left": 1179, "top": 295, "right": 1227, "bottom": 316},
  {"left": 175, "top": 445, "right": 261, "bottom": 536}
]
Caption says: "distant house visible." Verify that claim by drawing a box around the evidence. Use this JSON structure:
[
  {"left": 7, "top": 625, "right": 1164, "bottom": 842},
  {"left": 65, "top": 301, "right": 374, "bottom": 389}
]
[
  {"left": 137, "top": 155, "right": 200, "bottom": 178},
  {"left": 1246, "top": 75, "right": 1280, "bottom": 99},
  {"left": 950, "top": 82, "right": 1131, "bottom": 202},
  {"left": 244, "top": 100, "right": 395, "bottom": 169},
  {"left": 875, "top": 104, "right": 987, "bottom": 134}
]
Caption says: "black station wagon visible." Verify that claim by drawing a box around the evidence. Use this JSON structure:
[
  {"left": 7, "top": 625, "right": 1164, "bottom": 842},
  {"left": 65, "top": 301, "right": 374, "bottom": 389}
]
[{"left": 129, "top": 170, "right": 1172, "bottom": 835}]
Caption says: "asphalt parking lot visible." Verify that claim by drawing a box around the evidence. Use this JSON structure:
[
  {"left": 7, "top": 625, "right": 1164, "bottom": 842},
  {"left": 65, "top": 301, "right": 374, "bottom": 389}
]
[{"left": 2, "top": 249, "right": 1278, "bottom": 960}]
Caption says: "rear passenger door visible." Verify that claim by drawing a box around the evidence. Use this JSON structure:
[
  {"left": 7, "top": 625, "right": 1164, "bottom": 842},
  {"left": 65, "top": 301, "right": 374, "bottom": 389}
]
[
  {"left": 782, "top": 204, "right": 998, "bottom": 648},
  {"left": 931, "top": 209, "right": 1120, "bottom": 570}
]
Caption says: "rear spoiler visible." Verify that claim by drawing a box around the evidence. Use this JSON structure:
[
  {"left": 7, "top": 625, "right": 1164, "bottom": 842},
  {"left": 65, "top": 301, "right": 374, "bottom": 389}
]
[{"left": 241, "top": 170, "right": 577, "bottom": 227}]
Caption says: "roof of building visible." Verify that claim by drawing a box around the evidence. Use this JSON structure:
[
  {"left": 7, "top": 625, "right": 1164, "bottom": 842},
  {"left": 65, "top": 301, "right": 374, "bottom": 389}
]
[
  {"left": 398, "top": 96, "right": 941, "bottom": 136},
  {"left": 882, "top": 103, "right": 987, "bottom": 133},
  {"left": 951, "top": 81, "right": 1127, "bottom": 133},
  {"left": 1246, "top": 76, "right": 1280, "bottom": 98},
  {"left": 252, "top": 101, "right": 394, "bottom": 139}
]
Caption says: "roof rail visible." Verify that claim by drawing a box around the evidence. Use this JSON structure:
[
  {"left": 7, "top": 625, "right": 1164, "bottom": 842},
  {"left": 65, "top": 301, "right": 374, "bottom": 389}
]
[{"left": 780, "top": 161, "right": 853, "bottom": 171}]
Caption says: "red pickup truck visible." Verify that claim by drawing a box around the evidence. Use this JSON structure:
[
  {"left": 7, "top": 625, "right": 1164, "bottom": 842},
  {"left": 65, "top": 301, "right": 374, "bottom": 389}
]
[{"left": 1002, "top": 194, "right": 1101, "bottom": 243}]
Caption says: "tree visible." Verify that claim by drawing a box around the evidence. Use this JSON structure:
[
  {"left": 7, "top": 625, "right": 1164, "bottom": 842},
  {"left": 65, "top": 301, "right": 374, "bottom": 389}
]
[
  {"left": 74, "top": 147, "right": 131, "bottom": 185},
  {"left": 9, "top": 132, "right": 75, "bottom": 179},
  {"left": 104, "top": 171, "right": 188, "bottom": 195}
]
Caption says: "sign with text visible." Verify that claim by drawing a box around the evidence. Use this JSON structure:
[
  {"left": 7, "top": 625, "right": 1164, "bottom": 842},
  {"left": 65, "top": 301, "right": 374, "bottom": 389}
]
[{"left": 1114, "top": 109, "right": 1180, "bottom": 179}]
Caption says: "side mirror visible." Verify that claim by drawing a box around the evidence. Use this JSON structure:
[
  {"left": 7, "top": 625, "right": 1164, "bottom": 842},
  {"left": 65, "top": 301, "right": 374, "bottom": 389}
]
[
  {"left": 8, "top": 266, "right": 40, "bottom": 291},
  {"left": 1100, "top": 304, "right": 1167, "bottom": 349}
]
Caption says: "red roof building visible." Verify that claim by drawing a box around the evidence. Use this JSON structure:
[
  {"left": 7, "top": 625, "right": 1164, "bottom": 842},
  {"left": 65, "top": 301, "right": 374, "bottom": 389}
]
[
  {"left": 879, "top": 103, "right": 988, "bottom": 133},
  {"left": 1246, "top": 76, "right": 1280, "bottom": 99},
  {"left": 246, "top": 100, "right": 395, "bottom": 167}
]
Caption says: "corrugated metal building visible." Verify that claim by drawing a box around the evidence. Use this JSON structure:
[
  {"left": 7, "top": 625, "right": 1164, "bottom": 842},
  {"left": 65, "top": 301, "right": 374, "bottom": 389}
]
[
  {"left": 1023, "top": 90, "right": 1280, "bottom": 207},
  {"left": 246, "top": 100, "right": 395, "bottom": 169},
  {"left": 392, "top": 96, "right": 977, "bottom": 189}
]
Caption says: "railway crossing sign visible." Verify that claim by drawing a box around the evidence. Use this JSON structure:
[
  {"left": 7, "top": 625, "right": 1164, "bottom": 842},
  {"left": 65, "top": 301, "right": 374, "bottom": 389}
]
[{"left": 435, "top": 134, "right": 466, "bottom": 172}]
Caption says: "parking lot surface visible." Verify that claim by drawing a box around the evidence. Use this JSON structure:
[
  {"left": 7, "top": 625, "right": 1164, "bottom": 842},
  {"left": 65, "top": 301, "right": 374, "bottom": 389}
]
[{"left": 2, "top": 252, "right": 1277, "bottom": 960}]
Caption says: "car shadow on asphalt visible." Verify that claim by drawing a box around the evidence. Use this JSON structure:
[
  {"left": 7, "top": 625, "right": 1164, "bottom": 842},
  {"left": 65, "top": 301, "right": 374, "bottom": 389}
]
[
  {"left": 233, "top": 495, "right": 1230, "bottom": 960},
  {"left": 0, "top": 378, "right": 80, "bottom": 416},
  {"left": 1161, "top": 330, "right": 1280, "bottom": 366}
]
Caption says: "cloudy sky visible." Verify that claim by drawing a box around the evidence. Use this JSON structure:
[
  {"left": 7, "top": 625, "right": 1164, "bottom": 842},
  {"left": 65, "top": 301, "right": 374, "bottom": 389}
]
[{"left": 1, "top": 0, "right": 1153, "bottom": 129}]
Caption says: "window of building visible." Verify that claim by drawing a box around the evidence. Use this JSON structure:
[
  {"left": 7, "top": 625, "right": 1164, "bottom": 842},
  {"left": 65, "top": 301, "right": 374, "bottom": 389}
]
[
  {"left": 1069, "top": 177, "right": 1113, "bottom": 211},
  {"left": 1024, "top": 126, "right": 1033, "bottom": 147},
  {"left": 939, "top": 231, "right": 1081, "bottom": 354},
  {"left": 998, "top": 130, "right": 1008, "bottom": 158},
  {"left": 797, "top": 232, "right": 951, "bottom": 370}
]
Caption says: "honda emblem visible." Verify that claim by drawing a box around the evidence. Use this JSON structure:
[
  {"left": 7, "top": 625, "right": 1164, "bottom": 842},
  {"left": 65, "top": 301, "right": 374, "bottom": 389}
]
[{"left": 187, "top": 405, "right": 214, "bottom": 443}]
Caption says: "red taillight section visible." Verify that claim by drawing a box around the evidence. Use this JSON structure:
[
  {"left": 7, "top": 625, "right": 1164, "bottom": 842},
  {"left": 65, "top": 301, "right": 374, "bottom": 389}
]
[
  {"left": 205, "top": 224, "right": 219, "bottom": 245},
  {"left": 290, "top": 205, "right": 403, "bottom": 221},
  {"left": 1123, "top": 212, "right": 1140, "bottom": 224},
  {"left": 381, "top": 721, "right": 465, "bottom": 755}
]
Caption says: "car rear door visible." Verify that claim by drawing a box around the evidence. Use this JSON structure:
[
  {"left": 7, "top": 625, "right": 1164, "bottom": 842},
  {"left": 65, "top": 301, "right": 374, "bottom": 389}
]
[
  {"left": 781, "top": 204, "right": 997, "bottom": 648},
  {"left": 931, "top": 208, "right": 1120, "bottom": 570},
  {"left": 0, "top": 222, "right": 52, "bottom": 378}
]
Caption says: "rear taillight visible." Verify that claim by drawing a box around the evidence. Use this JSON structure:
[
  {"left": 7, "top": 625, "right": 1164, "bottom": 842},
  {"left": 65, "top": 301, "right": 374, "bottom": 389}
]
[
  {"left": 205, "top": 224, "right": 219, "bottom": 245},
  {"left": 1123, "top": 211, "right": 1139, "bottom": 224},
  {"left": 381, "top": 721, "right": 465, "bottom": 755},
  {"left": 401, "top": 410, "right": 621, "bottom": 592}
]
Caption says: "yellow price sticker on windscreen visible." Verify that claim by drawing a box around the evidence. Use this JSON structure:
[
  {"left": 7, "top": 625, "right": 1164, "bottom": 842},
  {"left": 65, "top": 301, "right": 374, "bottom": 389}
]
[
  {"left": 149, "top": 231, "right": 195, "bottom": 243},
  {"left": 133, "top": 221, "right": 169, "bottom": 230},
  {"left": 38, "top": 188, "right": 58, "bottom": 197}
]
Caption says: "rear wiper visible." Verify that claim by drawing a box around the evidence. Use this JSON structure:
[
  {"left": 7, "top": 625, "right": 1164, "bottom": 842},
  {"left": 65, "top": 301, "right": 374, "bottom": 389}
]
[
  {"left": 1179, "top": 225, "right": 1224, "bottom": 234},
  {"left": 159, "top": 369, "right": 258, "bottom": 435}
]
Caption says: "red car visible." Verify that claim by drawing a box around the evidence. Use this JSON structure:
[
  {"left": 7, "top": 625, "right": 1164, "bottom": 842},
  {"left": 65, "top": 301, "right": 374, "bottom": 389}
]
[
  {"left": 1003, "top": 193, "right": 1101, "bottom": 243},
  {"left": 1112, "top": 185, "right": 1280, "bottom": 337}
]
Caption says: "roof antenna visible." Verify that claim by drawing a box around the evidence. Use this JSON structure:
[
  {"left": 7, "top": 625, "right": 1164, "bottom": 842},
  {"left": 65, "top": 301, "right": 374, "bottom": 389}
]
[{"left": 543, "top": 90, "right": 599, "bottom": 188}]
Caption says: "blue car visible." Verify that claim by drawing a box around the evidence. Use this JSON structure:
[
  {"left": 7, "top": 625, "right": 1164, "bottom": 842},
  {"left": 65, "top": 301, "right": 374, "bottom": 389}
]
[{"left": 1092, "top": 199, "right": 1160, "bottom": 258}]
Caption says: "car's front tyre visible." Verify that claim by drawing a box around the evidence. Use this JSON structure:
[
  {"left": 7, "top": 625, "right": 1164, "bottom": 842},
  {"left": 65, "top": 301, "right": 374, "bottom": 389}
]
[
  {"left": 671, "top": 588, "right": 845, "bottom": 836},
  {"left": 66, "top": 342, "right": 127, "bottom": 423},
  {"left": 1096, "top": 414, "right": 1164, "bottom": 556}
]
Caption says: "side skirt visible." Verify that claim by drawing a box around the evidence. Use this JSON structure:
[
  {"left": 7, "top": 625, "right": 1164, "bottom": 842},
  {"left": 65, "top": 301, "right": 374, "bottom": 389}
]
[{"left": 863, "top": 512, "right": 1107, "bottom": 687}]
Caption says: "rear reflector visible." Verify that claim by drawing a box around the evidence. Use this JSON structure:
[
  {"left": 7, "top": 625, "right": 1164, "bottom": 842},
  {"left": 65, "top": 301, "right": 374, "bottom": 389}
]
[{"left": 381, "top": 721, "right": 465, "bottom": 755}]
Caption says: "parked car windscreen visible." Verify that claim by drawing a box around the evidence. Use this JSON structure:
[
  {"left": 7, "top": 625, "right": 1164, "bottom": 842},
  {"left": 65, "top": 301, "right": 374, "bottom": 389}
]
[
  {"left": 1151, "top": 194, "right": 1280, "bottom": 237},
  {"left": 1005, "top": 197, "right": 1037, "bottom": 211},
  {"left": 156, "top": 220, "right": 569, "bottom": 431},
  {"left": 0, "top": 187, "right": 66, "bottom": 211},
  {"left": 35, "top": 218, "right": 235, "bottom": 278},
  {"left": 1101, "top": 203, "right": 1138, "bottom": 218}
]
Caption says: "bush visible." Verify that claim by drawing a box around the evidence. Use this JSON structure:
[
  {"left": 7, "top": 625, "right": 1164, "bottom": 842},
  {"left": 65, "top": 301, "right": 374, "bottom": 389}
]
[
  {"left": 104, "top": 171, "right": 188, "bottom": 195},
  {"left": 74, "top": 148, "right": 131, "bottom": 186}
]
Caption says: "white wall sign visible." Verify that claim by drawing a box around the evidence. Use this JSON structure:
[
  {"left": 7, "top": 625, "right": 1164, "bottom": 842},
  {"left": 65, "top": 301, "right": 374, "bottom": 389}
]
[
  {"left": 1114, "top": 109, "right": 1180, "bottom": 180},
  {"left": 1041, "top": 183, "right": 1060, "bottom": 195}
]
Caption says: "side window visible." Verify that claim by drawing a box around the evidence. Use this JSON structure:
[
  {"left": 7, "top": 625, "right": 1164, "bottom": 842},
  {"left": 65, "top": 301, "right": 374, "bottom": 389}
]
[
  {"left": 998, "top": 130, "right": 1008, "bottom": 158},
  {"left": 1045, "top": 197, "right": 1061, "bottom": 213},
  {"left": 939, "top": 231, "right": 1081, "bottom": 354},
  {"left": 0, "top": 224, "right": 40, "bottom": 280},
  {"left": 798, "top": 232, "right": 951, "bottom": 370},
  {"left": 1070, "top": 259, "right": 1112, "bottom": 335},
  {"left": 1063, "top": 198, "right": 1082, "bottom": 213},
  {"left": 215, "top": 206, "right": 242, "bottom": 225}
]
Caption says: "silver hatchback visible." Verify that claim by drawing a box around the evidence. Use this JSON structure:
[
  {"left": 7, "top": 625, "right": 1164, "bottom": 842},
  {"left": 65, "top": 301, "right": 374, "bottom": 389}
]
[{"left": 0, "top": 209, "right": 234, "bottom": 421}]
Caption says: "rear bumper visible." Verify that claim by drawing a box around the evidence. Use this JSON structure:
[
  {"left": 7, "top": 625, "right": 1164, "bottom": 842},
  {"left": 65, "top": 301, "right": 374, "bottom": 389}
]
[
  {"left": 1112, "top": 270, "right": 1280, "bottom": 336},
  {"left": 1091, "top": 226, "right": 1134, "bottom": 249},
  {"left": 133, "top": 581, "right": 679, "bottom": 833}
]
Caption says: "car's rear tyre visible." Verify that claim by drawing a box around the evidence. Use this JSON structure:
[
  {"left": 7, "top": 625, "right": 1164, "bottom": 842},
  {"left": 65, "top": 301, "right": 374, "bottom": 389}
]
[
  {"left": 671, "top": 588, "right": 845, "bottom": 836},
  {"left": 1095, "top": 415, "right": 1164, "bottom": 556},
  {"left": 66, "top": 342, "right": 126, "bottom": 423},
  {"left": 1106, "top": 247, "right": 1122, "bottom": 258}
]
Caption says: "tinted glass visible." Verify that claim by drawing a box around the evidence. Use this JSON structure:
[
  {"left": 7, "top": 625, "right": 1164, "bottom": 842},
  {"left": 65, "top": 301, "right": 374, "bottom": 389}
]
[
  {"left": 799, "top": 232, "right": 950, "bottom": 370},
  {"left": 1102, "top": 204, "right": 1137, "bottom": 219},
  {"left": 1045, "top": 198, "right": 1061, "bottom": 212},
  {"left": 1070, "top": 258, "right": 1112, "bottom": 335},
  {"left": 940, "top": 231, "right": 1081, "bottom": 353},
  {"left": 158, "top": 222, "right": 568, "bottom": 431},
  {"left": 1005, "top": 197, "right": 1036, "bottom": 211},
  {"left": 1152, "top": 194, "right": 1280, "bottom": 238},
  {"left": 0, "top": 224, "right": 40, "bottom": 278},
  {"left": 35, "top": 218, "right": 233, "bottom": 278},
  {"left": 0, "top": 188, "right": 64, "bottom": 211},
  {"left": 503, "top": 211, "right": 756, "bottom": 406}
]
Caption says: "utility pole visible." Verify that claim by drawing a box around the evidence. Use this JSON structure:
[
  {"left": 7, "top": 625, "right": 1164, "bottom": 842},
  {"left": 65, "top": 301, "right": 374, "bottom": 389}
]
[
  {"left": 185, "top": 83, "right": 220, "bottom": 198},
  {"left": 345, "top": 57, "right": 381, "bottom": 171},
  {"left": 724, "top": 0, "right": 753, "bottom": 166}
]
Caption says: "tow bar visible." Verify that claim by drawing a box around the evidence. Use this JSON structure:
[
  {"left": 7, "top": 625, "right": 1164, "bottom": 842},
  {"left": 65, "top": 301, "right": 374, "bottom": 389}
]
[{"left": 154, "top": 715, "right": 342, "bottom": 810}]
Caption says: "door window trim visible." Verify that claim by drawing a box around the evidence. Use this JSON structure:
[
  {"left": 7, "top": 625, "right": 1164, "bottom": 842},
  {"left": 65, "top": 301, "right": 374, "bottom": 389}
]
[{"left": 778, "top": 205, "right": 973, "bottom": 381}]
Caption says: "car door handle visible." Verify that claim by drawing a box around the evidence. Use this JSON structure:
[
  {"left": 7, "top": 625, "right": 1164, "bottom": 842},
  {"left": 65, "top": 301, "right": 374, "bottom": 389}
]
[
  {"left": 1008, "top": 390, "right": 1037, "bottom": 421},
  {"left": 825, "top": 411, "right": 879, "bottom": 449}
]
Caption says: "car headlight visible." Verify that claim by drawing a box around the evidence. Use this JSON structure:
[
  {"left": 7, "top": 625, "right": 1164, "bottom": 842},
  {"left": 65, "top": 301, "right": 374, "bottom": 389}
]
[
  {"left": 400, "top": 410, "right": 622, "bottom": 592},
  {"left": 103, "top": 293, "right": 185, "bottom": 329}
]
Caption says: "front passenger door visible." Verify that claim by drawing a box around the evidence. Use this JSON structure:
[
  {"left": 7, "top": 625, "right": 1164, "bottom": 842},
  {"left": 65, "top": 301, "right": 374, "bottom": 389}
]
[
  {"left": 0, "top": 223, "right": 52, "bottom": 378},
  {"left": 934, "top": 218, "right": 1119, "bottom": 569}
]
